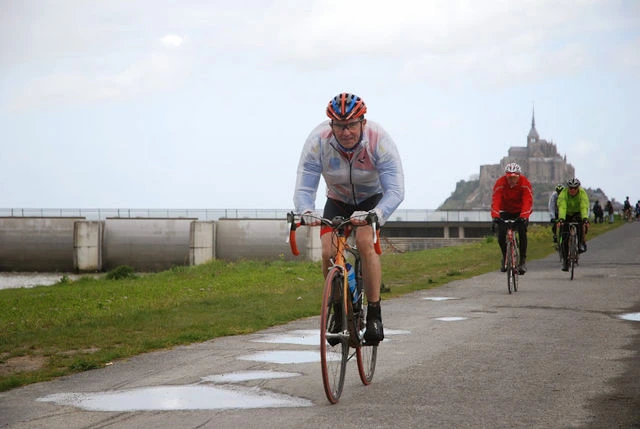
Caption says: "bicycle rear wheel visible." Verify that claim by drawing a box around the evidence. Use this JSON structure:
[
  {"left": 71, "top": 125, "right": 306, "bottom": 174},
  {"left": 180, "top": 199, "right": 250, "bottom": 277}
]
[
  {"left": 356, "top": 302, "right": 377, "bottom": 385},
  {"left": 320, "top": 267, "right": 348, "bottom": 404},
  {"left": 506, "top": 240, "right": 514, "bottom": 294}
]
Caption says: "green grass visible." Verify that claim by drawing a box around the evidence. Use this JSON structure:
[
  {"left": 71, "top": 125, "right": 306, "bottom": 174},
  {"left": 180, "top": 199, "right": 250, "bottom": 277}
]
[{"left": 0, "top": 221, "right": 621, "bottom": 391}]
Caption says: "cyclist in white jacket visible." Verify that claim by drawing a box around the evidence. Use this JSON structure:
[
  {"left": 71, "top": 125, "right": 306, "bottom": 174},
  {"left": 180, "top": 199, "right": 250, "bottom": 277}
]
[
  {"left": 548, "top": 184, "right": 564, "bottom": 243},
  {"left": 293, "top": 92, "right": 405, "bottom": 345}
]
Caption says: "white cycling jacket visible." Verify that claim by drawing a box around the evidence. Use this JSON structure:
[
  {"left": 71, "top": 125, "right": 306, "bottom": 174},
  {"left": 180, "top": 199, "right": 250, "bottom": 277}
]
[{"left": 293, "top": 120, "right": 404, "bottom": 225}]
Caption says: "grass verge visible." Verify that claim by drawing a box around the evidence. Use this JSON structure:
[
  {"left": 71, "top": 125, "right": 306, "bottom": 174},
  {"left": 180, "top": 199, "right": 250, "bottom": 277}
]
[{"left": 0, "top": 221, "right": 621, "bottom": 391}]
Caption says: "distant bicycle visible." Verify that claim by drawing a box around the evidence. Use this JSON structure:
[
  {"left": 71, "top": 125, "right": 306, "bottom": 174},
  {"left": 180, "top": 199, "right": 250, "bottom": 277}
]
[
  {"left": 495, "top": 218, "right": 523, "bottom": 294},
  {"left": 623, "top": 207, "right": 633, "bottom": 222},
  {"left": 287, "top": 211, "right": 381, "bottom": 404},
  {"left": 558, "top": 221, "right": 580, "bottom": 280}
]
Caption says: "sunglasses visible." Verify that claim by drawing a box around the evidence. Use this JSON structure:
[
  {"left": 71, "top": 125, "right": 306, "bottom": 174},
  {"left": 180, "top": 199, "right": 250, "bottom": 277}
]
[{"left": 330, "top": 119, "right": 363, "bottom": 131}]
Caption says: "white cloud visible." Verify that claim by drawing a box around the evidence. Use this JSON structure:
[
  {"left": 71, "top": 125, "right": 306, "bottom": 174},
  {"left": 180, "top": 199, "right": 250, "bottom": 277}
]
[
  {"left": 8, "top": 37, "right": 189, "bottom": 110},
  {"left": 3, "top": 0, "right": 633, "bottom": 109},
  {"left": 161, "top": 34, "right": 185, "bottom": 49}
]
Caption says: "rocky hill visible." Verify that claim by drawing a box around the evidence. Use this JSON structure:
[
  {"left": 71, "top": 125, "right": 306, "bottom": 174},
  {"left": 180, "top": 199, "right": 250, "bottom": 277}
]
[{"left": 438, "top": 113, "right": 616, "bottom": 212}]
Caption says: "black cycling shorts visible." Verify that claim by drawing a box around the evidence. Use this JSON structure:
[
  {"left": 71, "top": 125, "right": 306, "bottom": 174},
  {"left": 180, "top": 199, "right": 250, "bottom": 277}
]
[{"left": 321, "top": 193, "right": 382, "bottom": 235}]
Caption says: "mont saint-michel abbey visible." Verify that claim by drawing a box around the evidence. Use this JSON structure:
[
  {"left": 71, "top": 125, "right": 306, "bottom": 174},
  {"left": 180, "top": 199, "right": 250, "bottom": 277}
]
[{"left": 440, "top": 112, "right": 575, "bottom": 210}]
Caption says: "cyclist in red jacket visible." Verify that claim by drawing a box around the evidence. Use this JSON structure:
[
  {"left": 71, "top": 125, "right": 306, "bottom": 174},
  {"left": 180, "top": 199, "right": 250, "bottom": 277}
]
[{"left": 491, "top": 162, "right": 534, "bottom": 274}]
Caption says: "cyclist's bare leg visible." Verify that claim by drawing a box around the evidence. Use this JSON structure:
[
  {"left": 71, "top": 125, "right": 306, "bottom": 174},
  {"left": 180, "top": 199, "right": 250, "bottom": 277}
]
[
  {"left": 320, "top": 233, "right": 336, "bottom": 279},
  {"left": 355, "top": 226, "right": 381, "bottom": 303}
]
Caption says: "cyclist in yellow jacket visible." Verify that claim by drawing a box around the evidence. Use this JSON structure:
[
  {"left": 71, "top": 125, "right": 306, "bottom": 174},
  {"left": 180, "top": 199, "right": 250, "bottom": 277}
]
[{"left": 556, "top": 178, "right": 590, "bottom": 271}]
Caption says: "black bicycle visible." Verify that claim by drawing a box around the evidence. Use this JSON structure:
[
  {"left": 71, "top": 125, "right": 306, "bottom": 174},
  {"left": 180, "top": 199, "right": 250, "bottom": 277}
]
[{"left": 558, "top": 221, "right": 580, "bottom": 280}]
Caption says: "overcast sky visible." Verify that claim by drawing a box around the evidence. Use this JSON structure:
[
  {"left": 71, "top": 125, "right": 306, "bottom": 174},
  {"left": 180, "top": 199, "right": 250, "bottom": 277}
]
[{"left": 1, "top": 0, "right": 638, "bottom": 212}]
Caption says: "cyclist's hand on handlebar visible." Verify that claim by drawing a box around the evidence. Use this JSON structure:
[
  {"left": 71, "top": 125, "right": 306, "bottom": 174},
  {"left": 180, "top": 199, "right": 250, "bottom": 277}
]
[
  {"left": 518, "top": 217, "right": 528, "bottom": 225},
  {"left": 301, "top": 210, "right": 320, "bottom": 226},
  {"left": 368, "top": 208, "right": 382, "bottom": 224},
  {"left": 350, "top": 210, "right": 370, "bottom": 225},
  {"left": 350, "top": 208, "right": 381, "bottom": 226}
]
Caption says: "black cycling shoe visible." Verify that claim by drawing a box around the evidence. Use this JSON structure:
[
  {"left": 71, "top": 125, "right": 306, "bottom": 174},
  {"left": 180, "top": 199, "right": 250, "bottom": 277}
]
[
  {"left": 518, "top": 263, "right": 527, "bottom": 275},
  {"left": 364, "top": 318, "right": 384, "bottom": 345},
  {"left": 579, "top": 242, "right": 587, "bottom": 253},
  {"left": 500, "top": 258, "right": 507, "bottom": 272},
  {"left": 561, "top": 263, "right": 569, "bottom": 272},
  {"left": 364, "top": 304, "right": 384, "bottom": 345}
]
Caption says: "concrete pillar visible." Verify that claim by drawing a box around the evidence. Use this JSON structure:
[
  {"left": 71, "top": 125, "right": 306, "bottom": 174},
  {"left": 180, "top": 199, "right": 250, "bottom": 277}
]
[
  {"left": 459, "top": 226, "right": 465, "bottom": 238},
  {"left": 443, "top": 226, "right": 450, "bottom": 239},
  {"left": 190, "top": 221, "right": 216, "bottom": 265},
  {"left": 305, "top": 226, "right": 322, "bottom": 262},
  {"left": 74, "top": 221, "right": 103, "bottom": 272}
]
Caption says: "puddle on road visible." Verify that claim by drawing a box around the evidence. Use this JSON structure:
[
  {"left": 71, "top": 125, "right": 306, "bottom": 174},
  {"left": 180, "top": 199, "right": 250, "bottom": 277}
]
[
  {"left": 435, "top": 316, "right": 468, "bottom": 322},
  {"left": 385, "top": 329, "right": 411, "bottom": 335},
  {"left": 37, "top": 384, "right": 312, "bottom": 411},
  {"left": 202, "top": 370, "right": 300, "bottom": 383},
  {"left": 37, "top": 327, "right": 412, "bottom": 412},
  {"left": 423, "top": 297, "right": 461, "bottom": 301},
  {"left": 253, "top": 330, "right": 319, "bottom": 345},
  {"left": 619, "top": 312, "right": 640, "bottom": 322},
  {"left": 238, "top": 350, "right": 323, "bottom": 364}
]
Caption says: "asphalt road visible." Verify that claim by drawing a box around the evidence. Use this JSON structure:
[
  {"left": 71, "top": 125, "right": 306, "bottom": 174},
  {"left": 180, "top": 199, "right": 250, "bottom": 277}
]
[{"left": 1, "top": 223, "right": 639, "bottom": 429}]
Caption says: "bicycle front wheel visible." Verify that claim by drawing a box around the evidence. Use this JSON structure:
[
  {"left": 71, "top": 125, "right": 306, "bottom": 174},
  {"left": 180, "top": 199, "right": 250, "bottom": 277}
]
[
  {"left": 506, "top": 240, "right": 514, "bottom": 294},
  {"left": 356, "top": 303, "right": 377, "bottom": 385},
  {"left": 320, "top": 267, "right": 348, "bottom": 404},
  {"left": 512, "top": 241, "right": 519, "bottom": 292},
  {"left": 568, "top": 234, "right": 577, "bottom": 280}
]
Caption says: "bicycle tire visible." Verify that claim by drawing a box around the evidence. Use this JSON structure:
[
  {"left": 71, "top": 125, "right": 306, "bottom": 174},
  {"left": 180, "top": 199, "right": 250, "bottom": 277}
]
[
  {"left": 506, "top": 239, "right": 513, "bottom": 294},
  {"left": 320, "top": 267, "right": 348, "bottom": 404},
  {"left": 355, "top": 290, "right": 377, "bottom": 385},
  {"left": 512, "top": 241, "right": 519, "bottom": 292},
  {"left": 568, "top": 229, "right": 578, "bottom": 281}
]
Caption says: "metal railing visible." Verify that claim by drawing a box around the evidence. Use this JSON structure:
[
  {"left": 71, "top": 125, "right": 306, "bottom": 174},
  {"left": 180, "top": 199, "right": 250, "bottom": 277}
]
[{"left": 0, "top": 208, "right": 551, "bottom": 223}]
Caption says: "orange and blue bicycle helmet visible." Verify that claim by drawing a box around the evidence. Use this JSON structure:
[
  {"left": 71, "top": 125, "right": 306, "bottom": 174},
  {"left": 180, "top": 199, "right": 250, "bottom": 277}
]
[{"left": 326, "top": 93, "right": 367, "bottom": 121}]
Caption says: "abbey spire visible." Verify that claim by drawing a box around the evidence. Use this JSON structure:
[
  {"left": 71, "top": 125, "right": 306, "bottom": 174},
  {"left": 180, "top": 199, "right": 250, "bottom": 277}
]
[{"left": 527, "top": 105, "right": 539, "bottom": 145}]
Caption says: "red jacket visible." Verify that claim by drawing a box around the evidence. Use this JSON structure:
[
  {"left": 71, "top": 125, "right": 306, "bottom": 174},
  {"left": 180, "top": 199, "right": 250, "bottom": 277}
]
[{"left": 491, "top": 175, "right": 533, "bottom": 219}]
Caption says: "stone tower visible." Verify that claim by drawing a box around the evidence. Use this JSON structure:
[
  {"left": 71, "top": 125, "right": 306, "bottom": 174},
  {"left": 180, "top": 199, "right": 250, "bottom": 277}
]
[{"left": 478, "top": 109, "right": 575, "bottom": 192}]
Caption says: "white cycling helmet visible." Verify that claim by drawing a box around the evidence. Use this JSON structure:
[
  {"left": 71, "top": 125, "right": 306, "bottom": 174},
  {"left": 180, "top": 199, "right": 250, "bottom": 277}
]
[
  {"left": 567, "top": 178, "right": 581, "bottom": 188},
  {"left": 505, "top": 162, "right": 521, "bottom": 176}
]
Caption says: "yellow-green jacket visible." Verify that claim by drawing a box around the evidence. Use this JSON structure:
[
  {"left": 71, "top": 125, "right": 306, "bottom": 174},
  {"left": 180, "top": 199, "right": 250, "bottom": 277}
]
[{"left": 557, "top": 187, "right": 589, "bottom": 220}]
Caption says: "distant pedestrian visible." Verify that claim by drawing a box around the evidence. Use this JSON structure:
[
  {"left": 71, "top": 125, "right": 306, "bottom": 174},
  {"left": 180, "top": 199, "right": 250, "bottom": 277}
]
[
  {"left": 592, "top": 200, "right": 604, "bottom": 224},
  {"left": 605, "top": 200, "right": 614, "bottom": 223},
  {"left": 623, "top": 197, "right": 632, "bottom": 221}
]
